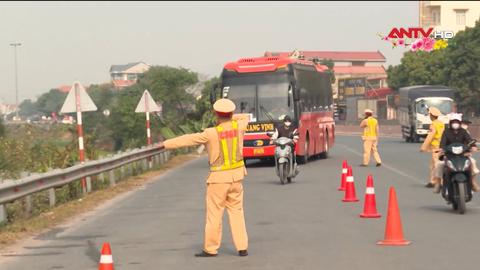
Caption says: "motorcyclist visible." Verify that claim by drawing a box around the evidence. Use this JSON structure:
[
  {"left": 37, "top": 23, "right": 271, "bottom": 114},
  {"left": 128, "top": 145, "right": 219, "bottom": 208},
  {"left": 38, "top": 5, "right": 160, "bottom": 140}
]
[
  {"left": 434, "top": 113, "right": 480, "bottom": 193},
  {"left": 460, "top": 118, "right": 480, "bottom": 191},
  {"left": 270, "top": 115, "right": 300, "bottom": 172}
]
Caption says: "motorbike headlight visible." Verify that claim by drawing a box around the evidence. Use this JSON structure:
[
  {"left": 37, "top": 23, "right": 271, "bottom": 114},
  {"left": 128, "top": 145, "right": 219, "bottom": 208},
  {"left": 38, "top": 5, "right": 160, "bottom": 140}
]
[
  {"left": 452, "top": 146, "right": 464, "bottom": 155},
  {"left": 446, "top": 160, "right": 457, "bottom": 172},
  {"left": 463, "top": 159, "right": 472, "bottom": 171}
]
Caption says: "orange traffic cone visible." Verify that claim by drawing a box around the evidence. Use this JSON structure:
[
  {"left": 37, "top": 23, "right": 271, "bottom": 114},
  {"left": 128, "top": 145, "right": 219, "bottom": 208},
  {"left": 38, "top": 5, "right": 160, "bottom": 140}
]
[
  {"left": 99, "top": 242, "right": 115, "bottom": 270},
  {"left": 360, "top": 175, "right": 381, "bottom": 218},
  {"left": 337, "top": 160, "right": 348, "bottom": 191},
  {"left": 377, "top": 187, "right": 411, "bottom": 246},
  {"left": 342, "top": 166, "right": 359, "bottom": 202}
]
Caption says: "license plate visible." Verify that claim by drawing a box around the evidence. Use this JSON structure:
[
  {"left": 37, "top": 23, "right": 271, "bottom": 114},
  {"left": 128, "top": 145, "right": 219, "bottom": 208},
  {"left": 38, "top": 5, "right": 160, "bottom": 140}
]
[{"left": 254, "top": 148, "right": 265, "bottom": 155}]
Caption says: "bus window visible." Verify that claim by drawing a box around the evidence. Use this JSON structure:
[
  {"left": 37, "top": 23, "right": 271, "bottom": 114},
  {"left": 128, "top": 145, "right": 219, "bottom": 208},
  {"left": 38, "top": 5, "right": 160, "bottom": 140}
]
[
  {"left": 223, "top": 84, "right": 256, "bottom": 116},
  {"left": 258, "top": 82, "right": 293, "bottom": 121}
]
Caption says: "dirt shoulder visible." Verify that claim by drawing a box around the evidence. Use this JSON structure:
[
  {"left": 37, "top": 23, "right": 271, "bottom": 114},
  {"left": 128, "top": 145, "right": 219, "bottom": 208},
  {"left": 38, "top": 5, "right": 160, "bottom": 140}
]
[{"left": 0, "top": 153, "right": 202, "bottom": 252}]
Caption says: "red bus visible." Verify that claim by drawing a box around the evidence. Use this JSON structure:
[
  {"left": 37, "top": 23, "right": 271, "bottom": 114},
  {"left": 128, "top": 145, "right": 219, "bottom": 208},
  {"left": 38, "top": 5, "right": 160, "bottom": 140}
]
[{"left": 211, "top": 56, "right": 335, "bottom": 164}]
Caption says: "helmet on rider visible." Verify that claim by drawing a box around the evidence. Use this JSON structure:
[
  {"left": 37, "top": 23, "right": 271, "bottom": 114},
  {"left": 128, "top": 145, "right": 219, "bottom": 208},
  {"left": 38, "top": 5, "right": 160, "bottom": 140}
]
[
  {"left": 283, "top": 115, "right": 293, "bottom": 128},
  {"left": 448, "top": 113, "right": 462, "bottom": 130}
]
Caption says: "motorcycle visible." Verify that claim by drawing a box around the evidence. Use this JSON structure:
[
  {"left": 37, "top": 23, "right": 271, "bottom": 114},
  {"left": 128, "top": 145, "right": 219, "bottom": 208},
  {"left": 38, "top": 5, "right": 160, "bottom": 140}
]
[
  {"left": 441, "top": 140, "right": 477, "bottom": 214},
  {"left": 267, "top": 132, "right": 299, "bottom": 185}
]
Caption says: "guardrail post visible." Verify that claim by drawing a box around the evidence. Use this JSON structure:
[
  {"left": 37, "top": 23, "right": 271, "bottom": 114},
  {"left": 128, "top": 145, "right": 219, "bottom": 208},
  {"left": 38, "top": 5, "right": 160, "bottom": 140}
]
[
  {"left": 137, "top": 161, "right": 143, "bottom": 174},
  {"left": 25, "top": 195, "right": 32, "bottom": 217},
  {"left": 148, "top": 158, "right": 153, "bottom": 170},
  {"left": 49, "top": 188, "right": 56, "bottom": 207},
  {"left": 86, "top": 176, "right": 92, "bottom": 193},
  {"left": 159, "top": 152, "right": 165, "bottom": 165},
  {"left": 109, "top": 170, "right": 116, "bottom": 186},
  {"left": 154, "top": 154, "right": 160, "bottom": 168},
  {"left": 99, "top": 172, "right": 105, "bottom": 183},
  {"left": 0, "top": 204, "right": 7, "bottom": 224},
  {"left": 128, "top": 162, "right": 133, "bottom": 177},
  {"left": 120, "top": 165, "right": 126, "bottom": 180},
  {"left": 143, "top": 158, "right": 149, "bottom": 171}
]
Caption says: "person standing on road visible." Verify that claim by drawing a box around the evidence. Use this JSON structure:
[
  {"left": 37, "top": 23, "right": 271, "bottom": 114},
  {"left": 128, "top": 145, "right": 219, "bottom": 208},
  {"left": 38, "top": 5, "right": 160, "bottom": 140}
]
[
  {"left": 161, "top": 98, "right": 249, "bottom": 258},
  {"left": 360, "top": 109, "right": 382, "bottom": 167},
  {"left": 420, "top": 107, "right": 445, "bottom": 189}
]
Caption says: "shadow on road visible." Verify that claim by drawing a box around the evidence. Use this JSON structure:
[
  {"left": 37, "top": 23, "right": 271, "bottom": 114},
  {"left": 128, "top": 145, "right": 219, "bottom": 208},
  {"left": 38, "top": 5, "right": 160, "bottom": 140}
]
[{"left": 245, "top": 159, "right": 275, "bottom": 168}]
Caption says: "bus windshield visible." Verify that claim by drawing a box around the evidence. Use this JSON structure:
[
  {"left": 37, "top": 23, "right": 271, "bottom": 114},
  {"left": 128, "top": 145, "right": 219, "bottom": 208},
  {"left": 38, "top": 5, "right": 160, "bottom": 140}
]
[
  {"left": 416, "top": 99, "right": 453, "bottom": 115},
  {"left": 222, "top": 73, "right": 294, "bottom": 122}
]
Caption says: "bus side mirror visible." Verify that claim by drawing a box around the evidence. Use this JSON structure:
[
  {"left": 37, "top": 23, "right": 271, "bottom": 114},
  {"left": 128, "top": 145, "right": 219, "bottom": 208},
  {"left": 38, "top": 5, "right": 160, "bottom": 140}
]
[{"left": 210, "top": 83, "right": 218, "bottom": 104}]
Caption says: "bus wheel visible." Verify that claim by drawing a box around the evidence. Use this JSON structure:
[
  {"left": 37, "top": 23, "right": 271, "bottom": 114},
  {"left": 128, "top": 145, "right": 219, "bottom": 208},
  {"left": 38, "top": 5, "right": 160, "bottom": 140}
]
[
  {"left": 319, "top": 132, "right": 329, "bottom": 159},
  {"left": 298, "top": 137, "right": 309, "bottom": 164}
]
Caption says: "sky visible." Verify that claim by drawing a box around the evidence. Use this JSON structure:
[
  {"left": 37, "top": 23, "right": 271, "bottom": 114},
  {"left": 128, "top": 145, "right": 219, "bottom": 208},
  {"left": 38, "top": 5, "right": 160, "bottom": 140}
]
[{"left": 0, "top": 1, "right": 418, "bottom": 104}]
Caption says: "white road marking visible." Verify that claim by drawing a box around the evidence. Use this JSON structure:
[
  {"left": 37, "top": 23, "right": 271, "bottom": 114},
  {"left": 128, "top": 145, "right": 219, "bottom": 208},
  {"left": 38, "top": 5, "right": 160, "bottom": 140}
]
[{"left": 338, "top": 144, "right": 424, "bottom": 184}]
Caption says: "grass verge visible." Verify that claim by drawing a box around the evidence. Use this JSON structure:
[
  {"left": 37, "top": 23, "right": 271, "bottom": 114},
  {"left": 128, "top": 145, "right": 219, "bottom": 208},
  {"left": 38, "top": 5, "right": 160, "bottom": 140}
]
[{"left": 0, "top": 153, "right": 201, "bottom": 251}]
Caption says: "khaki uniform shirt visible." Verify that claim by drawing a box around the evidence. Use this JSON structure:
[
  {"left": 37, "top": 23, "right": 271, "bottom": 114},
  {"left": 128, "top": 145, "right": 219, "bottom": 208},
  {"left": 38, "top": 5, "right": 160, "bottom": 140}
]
[{"left": 163, "top": 115, "right": 249, "bottom": 184}]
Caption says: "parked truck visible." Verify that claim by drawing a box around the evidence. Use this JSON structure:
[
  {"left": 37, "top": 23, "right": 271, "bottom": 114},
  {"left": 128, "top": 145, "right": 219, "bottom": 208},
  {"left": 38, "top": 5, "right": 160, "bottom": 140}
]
[{"left": 398, "top": 85, "right": 455, "bottom": 143}]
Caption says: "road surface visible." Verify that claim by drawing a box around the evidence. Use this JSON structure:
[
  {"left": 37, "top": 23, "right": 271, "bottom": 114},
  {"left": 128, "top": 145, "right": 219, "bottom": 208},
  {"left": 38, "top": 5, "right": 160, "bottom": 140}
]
[{"left": 1, "top": 135, "right": 479, "bottom": 270}]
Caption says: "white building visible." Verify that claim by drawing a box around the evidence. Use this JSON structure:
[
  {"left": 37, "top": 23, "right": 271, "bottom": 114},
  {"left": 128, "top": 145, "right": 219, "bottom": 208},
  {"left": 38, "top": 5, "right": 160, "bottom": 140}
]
[
  {"left": 420, "top": 1, "right": 480, "bottom": 34},
  {"left": 109, "top": 62, "right": 151, "bottom": 89}
]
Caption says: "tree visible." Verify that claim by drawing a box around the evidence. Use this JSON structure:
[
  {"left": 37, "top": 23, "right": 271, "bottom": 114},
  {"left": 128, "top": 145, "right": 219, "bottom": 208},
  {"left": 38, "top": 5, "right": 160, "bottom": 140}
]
[
  {"left": 19, "top": 99, "right": 39, "bottom": 117},
  {"left": 387, "top": 19, "right": 480, "bottom": 114},
  {"left": 106, "top": 66, "right": 199, "bottom": 150},
  {"left": 190, "top": 77, "right": 219, "bottom": 130},
  {"left": 441, "top": 20, "right": 480, "bottom": 115},
  {"left": 319, "top": 58, "right": 336, "bottom": 83},
  {"left": 0, "top": 118, "right": 5, "bottom": 137},
  {"left": 35, "top": 89, "right": 68, "bottom": 116}
]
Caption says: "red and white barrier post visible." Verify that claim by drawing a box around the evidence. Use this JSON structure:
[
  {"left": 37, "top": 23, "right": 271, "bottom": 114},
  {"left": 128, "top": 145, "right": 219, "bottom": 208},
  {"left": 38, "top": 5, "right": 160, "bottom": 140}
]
[
  {"left": 61, "top": 81, "right": 98, "bottom": 194},
  {"left": 136, "top": 90, "right": 161, "bottom": 169}
]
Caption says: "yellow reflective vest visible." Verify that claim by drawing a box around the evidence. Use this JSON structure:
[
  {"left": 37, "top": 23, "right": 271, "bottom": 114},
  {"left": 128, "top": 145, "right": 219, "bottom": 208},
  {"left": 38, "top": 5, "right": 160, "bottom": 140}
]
[
  {"left": 210, "top": 120, "right": 245, "bottom": 172},
  {"left": 363, "top": 117, "right": 378, "bottom": 139},
  {"left": 430, "top": 119, "right": 445, "bottom": 147}
]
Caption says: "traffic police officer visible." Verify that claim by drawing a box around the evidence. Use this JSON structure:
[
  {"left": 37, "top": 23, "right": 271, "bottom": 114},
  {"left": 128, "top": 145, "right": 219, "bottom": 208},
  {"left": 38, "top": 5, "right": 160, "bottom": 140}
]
[
  {"left": 360, "top": 109, "right": 382, "bottom": 167},
  {"left": 420, "top": 107, "right": 445, "bottom": 188},
  {"left": 162, "top": 98, "right": 249, "bottom": 257}
]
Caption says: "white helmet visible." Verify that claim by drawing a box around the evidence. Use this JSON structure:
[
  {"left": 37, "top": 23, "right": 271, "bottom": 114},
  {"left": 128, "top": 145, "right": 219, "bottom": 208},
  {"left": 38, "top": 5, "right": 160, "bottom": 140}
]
[{"left": 448, "top": 113, "right": 462, "bottom": 123}]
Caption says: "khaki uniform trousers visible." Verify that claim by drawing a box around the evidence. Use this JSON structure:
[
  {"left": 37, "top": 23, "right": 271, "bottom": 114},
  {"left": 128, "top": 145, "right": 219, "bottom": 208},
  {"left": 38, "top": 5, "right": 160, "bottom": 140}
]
[
  {"left": 204, "top": 181, "right": 248, "bottom": 254},
  {"left": 430, "top": 146, "right": 441, "bottom": 185},
  {"left": 363, "top": 138, "right": 382, "bottom": 165}
]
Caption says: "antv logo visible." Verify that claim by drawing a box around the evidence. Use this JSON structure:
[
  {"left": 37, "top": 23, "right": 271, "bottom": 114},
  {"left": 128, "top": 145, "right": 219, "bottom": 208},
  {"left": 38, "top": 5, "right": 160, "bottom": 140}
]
[
  {"left": 380, "top": 27, "right": 453, "bottom": 52},
  {"left": 387, "top": 27, "right": 434, "bottom": 39}
]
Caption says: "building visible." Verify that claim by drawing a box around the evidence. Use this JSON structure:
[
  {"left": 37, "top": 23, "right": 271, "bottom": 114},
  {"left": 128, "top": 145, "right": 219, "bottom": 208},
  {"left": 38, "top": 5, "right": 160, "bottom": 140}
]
[
  {"left": 420, "top": 1, "right": 480, "bottom": 34},
  {"left": 109, "top": 62, "right": 151, "bottom": 89},
  {"left": 0, "top": 103, "right": 17, "bottom": 116},
  {"left": 56, "top": 85, "right": 73, "bottom": 93}
]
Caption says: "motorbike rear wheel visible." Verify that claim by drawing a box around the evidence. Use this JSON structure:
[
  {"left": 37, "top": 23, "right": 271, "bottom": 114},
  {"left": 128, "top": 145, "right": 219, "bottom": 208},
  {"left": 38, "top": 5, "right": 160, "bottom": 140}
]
[
  {"left": 279, "top": 163, "right": 287, "bottom": 185},
  {"left": 457, "top": 182, "right": 467, "bottom": 214}
]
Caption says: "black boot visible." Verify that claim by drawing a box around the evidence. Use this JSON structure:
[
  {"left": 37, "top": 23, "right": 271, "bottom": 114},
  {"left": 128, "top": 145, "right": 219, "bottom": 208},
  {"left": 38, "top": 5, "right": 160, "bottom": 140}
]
[
  {"left": 238, "top": 250, "right": 248, "bottom": 257},
  {"left": 195, "top": 251, "right": 217, "bottom": 257}
]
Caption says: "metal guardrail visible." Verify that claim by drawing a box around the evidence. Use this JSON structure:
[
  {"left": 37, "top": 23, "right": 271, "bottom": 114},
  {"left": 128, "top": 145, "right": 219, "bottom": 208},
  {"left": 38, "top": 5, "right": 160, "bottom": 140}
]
[{"left": 0, "top": 144, "right": 171, "bottom": 223}]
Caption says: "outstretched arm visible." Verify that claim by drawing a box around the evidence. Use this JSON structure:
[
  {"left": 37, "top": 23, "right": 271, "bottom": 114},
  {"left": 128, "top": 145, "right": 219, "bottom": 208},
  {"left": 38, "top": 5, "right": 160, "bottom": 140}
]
[{"left": 163, "top": 131, "right": 209, "bottom": 150}]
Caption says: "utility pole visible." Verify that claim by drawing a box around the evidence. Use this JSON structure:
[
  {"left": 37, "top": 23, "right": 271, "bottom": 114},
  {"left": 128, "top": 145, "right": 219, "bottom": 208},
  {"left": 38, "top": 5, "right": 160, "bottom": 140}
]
[{"left": 10, "top": 42, "right": 21, "bottom": 120}]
